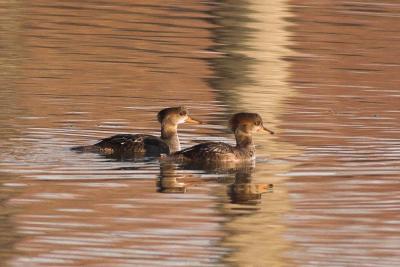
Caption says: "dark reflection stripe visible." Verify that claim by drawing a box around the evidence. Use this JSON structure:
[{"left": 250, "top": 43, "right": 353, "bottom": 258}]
[{"left": 28, "top": 4, "right": 211, "bottom": 23}]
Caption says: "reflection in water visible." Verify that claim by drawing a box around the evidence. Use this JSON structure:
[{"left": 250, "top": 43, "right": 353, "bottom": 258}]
[
  {"left": 210, "top": 0, "right": 297, "bottom": 266},
  {"left": 158, "top": 161, "right": 273, "bottom": 205},
  {"left": 208, "top": 0, "right": 256, "bottom": 111},
  {"left": 227, "top": 169, "right": 273, "bottom": 205},
  {"left": 0, "top": 174, "right": 21, "bottom": 266},
  {"left": 157, "top": 162, "right": 187, "bottom": 193}
]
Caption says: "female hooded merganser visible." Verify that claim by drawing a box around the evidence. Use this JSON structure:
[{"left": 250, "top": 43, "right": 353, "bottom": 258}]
[
  {"left": 170, "top": 112, "right": 274, "bottom": 163},
  {"left": 71, "top": 106, "right": 201, "bottom": 158}
]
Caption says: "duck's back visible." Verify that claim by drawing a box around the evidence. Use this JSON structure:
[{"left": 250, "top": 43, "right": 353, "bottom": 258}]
[
  {"left": 72, "top": 134, "right": 170, "bottom": 158},
  {"left": 172, "top": 142, "right": 238, "bottom": 162}
]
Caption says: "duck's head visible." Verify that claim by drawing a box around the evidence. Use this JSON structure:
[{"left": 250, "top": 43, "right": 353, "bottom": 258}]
[
  {"left": 157, "top": 106, "right": 202, "bottom": 126},
  {"left": 229, "top": 112, "right": 274, "bottom": 135}
]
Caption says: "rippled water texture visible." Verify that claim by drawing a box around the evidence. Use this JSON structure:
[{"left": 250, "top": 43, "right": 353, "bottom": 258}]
[{"left": 1, "top": 1, "right": 400, "bottom": 266}]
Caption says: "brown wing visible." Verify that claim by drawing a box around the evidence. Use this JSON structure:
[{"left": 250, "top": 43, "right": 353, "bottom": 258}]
[
  {"left": 94, "top": 134, "right": 169, "bottom": 157},
  {"left": 174, "top": 142, "right": 236, "bottom": 161}
]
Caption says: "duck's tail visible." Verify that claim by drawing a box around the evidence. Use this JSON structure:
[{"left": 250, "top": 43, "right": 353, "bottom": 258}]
[
  {"left": 70, "top": 145, "right": 100, "bottom": 153},
  {"left": 159, "top": 152, "right": 187, "bottom": 163}
]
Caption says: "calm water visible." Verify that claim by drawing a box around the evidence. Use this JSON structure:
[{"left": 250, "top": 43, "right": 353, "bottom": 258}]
[{"left": 1, "top": 1, "right": 400, "bottom": 266}]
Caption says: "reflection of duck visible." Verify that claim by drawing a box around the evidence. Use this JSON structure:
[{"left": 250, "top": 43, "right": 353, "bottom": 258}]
[
  {"left": 71, "top": 106, "right": 201, "bottom": 158},
  {"left": 157, "top": 161, "right": 273, "bottom": 205},
  {"left": 228, "top": 169, "right": 273, "bottom": 205},
  {"left": 170, "top": 113, "right": 274, "bottom": 163},
  {"left": 157, "top": 162, "right": 187, "bottom": 193}
]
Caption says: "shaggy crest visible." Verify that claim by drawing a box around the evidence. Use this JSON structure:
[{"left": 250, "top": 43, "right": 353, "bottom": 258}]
[
  {"left": 157, "top": 106, "right": 187, "bottom": 123},
  {"left": 228, "top": 112, "right": 263, "bottom": 132}
]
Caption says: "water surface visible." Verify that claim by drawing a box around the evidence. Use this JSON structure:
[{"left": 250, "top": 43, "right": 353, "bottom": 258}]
[{"left": 0, "top": 0, "right": 399, "bottom": 266}]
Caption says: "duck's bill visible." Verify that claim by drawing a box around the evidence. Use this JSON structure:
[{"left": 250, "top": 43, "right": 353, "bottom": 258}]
[
  {"left": 185, "top": 116, "right": 202, "bottom": 124},
  {"left": 262, "top": 126, "right": 274, "bottom": 134}
]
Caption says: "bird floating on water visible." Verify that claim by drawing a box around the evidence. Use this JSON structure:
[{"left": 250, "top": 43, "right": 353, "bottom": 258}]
[
  {"left": 169, "top": 112, "right": 274, "bottom": 164},
  {"left": 71, "top": 106, "right": 201, "bottom": 158}
]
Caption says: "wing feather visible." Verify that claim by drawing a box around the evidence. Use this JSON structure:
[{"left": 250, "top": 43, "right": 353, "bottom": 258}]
[
  {"left": 95, "top": 134, "right": 169, "bottom": 156},
  {"left": 175, "top": 142, "right": 235, "bottom": 160}
]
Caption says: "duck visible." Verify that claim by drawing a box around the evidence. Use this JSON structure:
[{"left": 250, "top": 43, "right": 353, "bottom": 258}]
[
  {"left": 71, "top": 106, "right": 201, "bottom": 158},
  {"left": 169, "top": 112, "right": 274, "bottom": 163}
]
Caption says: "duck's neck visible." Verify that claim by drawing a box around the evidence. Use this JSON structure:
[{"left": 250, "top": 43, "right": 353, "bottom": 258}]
[
  {"left": 161, "top": 123, "right": 180, "bottom": 153},
  {"left": 235, "top": 131, "right": 255, "bottom": 153}
]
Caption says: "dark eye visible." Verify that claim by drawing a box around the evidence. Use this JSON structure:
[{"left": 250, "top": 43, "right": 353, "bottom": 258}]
[
  {"left": 255, "top": 120, "right": 261, "bottom": 126},
  {"left": 179, "top": 111, "right": 187, "bottom": 116}
]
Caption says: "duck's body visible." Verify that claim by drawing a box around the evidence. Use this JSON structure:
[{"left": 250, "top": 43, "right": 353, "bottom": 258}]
[
  {"left": 170, "top": 112, "right": 273, "bottom": 164},
  {"left": 72, "top": 134, "right": 170, "bottom": 157},
  {"left": 172, "top": 141, "right": 255, "bottom": 163},
  {"left": 71, "top": 106, "right": 200, "bottom": 158}
]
